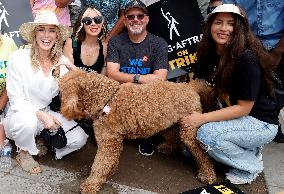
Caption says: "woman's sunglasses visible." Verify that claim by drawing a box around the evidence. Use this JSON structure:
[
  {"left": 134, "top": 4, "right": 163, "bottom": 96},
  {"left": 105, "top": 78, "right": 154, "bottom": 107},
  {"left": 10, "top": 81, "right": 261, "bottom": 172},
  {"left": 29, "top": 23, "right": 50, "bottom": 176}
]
[
  {"left": 82, "top": 16, "right": 103, "bottom": 25},
  {"left": 125, "top": 14, "right": 147, "bottom": 21}
]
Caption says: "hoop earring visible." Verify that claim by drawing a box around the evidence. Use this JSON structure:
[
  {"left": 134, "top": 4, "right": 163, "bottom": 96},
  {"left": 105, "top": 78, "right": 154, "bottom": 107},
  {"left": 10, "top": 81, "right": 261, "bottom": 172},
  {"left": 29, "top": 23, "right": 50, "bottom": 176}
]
[{"left": 98, "top": 24, "right": 107, "bottom": 40}]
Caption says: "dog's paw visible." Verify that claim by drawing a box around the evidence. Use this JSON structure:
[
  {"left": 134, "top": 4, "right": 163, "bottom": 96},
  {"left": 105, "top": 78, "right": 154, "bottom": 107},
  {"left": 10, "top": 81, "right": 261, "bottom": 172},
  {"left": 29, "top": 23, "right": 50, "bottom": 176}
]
[
  {"left": 80, "top": 179, "right": 100, "bottom": 194},
  {"left": 197, "top": 170, "right": 217, "bottom": 185}
]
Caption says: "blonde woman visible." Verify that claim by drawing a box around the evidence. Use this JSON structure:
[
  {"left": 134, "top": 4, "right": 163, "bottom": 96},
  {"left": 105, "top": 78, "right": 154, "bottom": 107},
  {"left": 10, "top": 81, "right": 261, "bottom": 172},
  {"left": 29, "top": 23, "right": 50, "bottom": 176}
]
[{"left": 4, "top": 10, "right": 88, "bottom": 174}]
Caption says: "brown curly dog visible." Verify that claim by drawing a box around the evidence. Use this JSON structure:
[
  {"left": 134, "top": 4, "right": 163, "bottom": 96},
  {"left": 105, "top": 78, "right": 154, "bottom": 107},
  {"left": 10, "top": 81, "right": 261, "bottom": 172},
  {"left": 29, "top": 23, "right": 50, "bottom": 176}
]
[{"left": 59, "top": 70, "right": 216, "bottom": 194}]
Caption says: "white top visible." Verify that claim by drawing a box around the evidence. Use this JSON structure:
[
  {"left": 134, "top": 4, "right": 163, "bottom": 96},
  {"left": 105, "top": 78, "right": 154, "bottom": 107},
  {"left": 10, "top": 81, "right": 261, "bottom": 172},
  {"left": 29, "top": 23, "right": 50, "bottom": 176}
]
[{"left": 6, "top": 49, "right": 68, "bottom": 116}]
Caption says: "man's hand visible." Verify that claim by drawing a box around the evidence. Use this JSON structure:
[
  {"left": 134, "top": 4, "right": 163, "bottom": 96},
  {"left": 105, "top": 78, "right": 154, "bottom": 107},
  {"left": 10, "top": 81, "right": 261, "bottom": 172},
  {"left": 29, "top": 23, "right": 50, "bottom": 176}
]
[{"left": 36, "top": 111, "right": 61, "bottom": 131}]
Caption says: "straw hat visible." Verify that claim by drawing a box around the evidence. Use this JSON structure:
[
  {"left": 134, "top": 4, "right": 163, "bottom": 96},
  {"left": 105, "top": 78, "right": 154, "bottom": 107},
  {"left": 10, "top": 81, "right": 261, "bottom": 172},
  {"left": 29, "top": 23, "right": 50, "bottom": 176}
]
[
  {"left": 19, "top": 10, "right": 71, "bottom": 43},
  {"left": 207, "top": 4, "right": 244, "bottom": 19}
]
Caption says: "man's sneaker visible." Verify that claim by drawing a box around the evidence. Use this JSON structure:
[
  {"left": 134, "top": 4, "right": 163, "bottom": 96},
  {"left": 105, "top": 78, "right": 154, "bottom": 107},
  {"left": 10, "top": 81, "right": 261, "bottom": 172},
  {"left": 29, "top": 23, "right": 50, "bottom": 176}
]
[{"left": 138, "top": 140, "right": 154, "bottom": 156}]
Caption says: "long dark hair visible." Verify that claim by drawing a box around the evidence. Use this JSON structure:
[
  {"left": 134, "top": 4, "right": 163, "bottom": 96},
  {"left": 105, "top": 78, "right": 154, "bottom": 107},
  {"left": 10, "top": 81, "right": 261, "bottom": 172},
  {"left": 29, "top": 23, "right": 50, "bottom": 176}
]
[
  {"left": 197, "top": 7, "right": 275, "bottom": 97},
  {"left": 73, "top": 6, "right": 107, "bottom": 42}
]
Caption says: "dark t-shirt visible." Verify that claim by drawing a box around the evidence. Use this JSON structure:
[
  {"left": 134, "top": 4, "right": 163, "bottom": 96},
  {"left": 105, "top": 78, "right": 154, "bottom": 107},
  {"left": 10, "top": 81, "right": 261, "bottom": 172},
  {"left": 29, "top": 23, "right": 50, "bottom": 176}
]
[
  {"left": 195, "top": 49, "right": 278, "bottom": 124},
  {"left": 72, "top": 38, "right": 105, "bottom": 73},
  {"left": 106, "top": 32, "right": 169, "bottom": 74},
  {"left": 229, "top": 50, "right": 278, "bottom": 124}
]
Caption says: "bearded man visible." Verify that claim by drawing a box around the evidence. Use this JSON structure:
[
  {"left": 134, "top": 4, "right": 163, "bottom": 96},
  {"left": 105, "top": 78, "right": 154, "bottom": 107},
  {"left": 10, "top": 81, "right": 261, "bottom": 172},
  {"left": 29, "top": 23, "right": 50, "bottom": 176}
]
[{"left": 106, "top": 0, "right": 169, "bottom": 156}]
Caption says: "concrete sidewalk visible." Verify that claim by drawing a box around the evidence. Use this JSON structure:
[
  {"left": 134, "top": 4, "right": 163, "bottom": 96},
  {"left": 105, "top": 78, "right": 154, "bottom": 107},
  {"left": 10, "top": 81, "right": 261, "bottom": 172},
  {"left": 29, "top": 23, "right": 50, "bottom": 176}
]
[
  {"left": 263, "top": 142, "right": 284, "bottom": 194},
  {"left": 0, "top": 140, "right": 283, "bottom": 194}
]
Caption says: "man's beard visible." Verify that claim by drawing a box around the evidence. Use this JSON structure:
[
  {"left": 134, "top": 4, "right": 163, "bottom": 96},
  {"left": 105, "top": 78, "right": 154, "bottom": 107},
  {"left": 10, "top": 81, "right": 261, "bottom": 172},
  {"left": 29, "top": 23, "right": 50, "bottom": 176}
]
[{"left": 128, "top": 25, "right": 144, "bottom": 35}]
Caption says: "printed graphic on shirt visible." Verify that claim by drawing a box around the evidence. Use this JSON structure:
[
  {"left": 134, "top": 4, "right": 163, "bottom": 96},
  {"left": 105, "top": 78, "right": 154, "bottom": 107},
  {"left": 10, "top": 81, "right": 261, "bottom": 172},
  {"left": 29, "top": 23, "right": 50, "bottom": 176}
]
[
  {"left": 78, "top": 66, "right": 97, "bottom": 73},
  {"left": 120, "top": 56, "right": 150, "bottom": 74}
]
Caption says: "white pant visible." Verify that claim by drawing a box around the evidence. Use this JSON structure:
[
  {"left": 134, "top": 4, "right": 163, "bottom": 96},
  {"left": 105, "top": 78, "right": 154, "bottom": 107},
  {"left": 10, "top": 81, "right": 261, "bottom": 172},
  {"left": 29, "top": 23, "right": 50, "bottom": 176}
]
[{"left": 3, "top": 109, "right": 88, "bottom": 159}]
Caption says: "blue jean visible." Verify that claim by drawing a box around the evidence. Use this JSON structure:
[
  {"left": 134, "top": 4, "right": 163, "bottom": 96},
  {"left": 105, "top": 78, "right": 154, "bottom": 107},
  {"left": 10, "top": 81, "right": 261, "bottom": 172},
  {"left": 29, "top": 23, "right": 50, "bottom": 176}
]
[{"left": 197, "top": 116, "right": 277, "bottom": 180}]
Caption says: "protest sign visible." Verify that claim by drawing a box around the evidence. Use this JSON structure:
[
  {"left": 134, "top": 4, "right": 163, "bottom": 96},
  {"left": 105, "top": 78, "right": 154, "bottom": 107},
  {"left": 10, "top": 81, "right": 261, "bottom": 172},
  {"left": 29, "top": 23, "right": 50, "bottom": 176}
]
[
  {"left": 147, "top": 0, "right": 204, "bottom": 79},
  {"left": 0, "top": 0, "right": 33, "bottom": 47}
]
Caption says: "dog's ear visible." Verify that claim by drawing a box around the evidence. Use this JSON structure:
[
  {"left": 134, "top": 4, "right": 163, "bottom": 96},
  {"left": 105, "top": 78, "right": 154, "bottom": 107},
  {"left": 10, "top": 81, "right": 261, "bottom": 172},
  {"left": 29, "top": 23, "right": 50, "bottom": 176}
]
[
  {"left": 60, "top": 94, "right": 85, "bottom": 120},
  {"left": 59, "top": 70, "right": 86, "bottom": 120}
]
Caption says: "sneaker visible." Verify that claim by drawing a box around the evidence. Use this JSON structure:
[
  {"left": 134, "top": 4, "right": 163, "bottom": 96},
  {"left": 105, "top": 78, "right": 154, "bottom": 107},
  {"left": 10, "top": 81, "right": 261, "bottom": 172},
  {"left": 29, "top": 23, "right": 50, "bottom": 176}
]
[
  {"left": 226, "top": 173, "right": 249, "bottom": 184},
  {"left": 225, "top": 169, "right": 257, "bottom": 185},
  {"left": 138, "top": 140, "right": 154, "bottom": 156}
]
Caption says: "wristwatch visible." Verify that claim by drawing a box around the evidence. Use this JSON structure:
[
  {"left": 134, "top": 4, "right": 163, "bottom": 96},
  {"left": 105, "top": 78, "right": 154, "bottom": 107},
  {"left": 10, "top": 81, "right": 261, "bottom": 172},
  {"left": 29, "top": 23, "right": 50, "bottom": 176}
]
[{"left": 133, "top": 74, "right": 140, "bottom": 83}]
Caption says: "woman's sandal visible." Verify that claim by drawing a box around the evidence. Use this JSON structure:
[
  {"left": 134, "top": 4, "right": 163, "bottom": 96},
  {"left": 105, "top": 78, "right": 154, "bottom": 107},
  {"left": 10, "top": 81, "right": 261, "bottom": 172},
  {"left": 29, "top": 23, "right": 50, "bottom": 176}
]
[{"left": 16, "top": 152, "right": 42, "bottom": 174}]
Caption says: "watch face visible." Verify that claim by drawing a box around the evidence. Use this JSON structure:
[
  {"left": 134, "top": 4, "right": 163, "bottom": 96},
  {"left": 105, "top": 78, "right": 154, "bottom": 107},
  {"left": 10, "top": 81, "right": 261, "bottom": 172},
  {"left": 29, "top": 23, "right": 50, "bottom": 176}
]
[{"left": 133, "top": 74, "right": 140, "bottom": 83}]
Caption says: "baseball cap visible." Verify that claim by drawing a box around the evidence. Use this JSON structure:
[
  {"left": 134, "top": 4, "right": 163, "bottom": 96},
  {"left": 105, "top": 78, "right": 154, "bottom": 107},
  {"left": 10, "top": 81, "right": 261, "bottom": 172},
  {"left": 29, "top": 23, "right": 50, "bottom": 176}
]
[{"left": 125, "top": 0, "right": 147, "bottom": 14}]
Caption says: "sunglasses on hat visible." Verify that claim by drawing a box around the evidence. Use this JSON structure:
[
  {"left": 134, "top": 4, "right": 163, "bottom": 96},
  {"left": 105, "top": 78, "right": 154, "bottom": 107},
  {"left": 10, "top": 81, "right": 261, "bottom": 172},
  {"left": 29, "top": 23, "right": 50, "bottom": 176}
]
[
  {"left": 125, "top": 14, "right": 147, "bottom": 21},
  {"left": 82, "top": 16, "right": 103, "bottom": 25},
  {"left": 207, "top": 6, "right": 217, "bottom": 14}
]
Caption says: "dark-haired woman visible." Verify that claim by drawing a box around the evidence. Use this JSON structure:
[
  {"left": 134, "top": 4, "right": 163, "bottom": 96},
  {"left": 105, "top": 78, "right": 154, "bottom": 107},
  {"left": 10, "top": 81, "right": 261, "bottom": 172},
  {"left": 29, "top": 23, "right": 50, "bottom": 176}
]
[
  {"left": 63, "top": 6, "right": 107, "bottom": 75},
  {"left": 181, "top": 4, "right": 278, "bottom": 184},
  {"left": 63, "top": 6, "right": 107, "bottom": 135}
]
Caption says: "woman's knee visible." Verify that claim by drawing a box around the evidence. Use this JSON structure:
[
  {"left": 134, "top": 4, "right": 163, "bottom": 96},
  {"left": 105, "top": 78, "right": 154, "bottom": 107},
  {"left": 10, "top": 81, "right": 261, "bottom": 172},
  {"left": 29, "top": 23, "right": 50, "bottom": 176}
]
[
  {"left": 5, "top": 112, "right": 38, "bottom": 139},
  {"left": 197, "top": 123, "right": 218, "bottom": 146}
]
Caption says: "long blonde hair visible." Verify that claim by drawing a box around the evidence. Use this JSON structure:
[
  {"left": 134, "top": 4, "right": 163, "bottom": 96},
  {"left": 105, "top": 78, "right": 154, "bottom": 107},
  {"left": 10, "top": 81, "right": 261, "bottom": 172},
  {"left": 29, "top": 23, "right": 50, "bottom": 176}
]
[{"left": 30, "top": 26, "right": 64, "bottom": 70}]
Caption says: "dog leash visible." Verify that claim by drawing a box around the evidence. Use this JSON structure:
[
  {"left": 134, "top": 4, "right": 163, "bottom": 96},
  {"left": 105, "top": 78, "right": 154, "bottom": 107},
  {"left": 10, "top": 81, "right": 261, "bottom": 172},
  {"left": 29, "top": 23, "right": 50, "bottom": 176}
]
[{"left": 65, "top": 124, "right": 80, "bottom": 134}]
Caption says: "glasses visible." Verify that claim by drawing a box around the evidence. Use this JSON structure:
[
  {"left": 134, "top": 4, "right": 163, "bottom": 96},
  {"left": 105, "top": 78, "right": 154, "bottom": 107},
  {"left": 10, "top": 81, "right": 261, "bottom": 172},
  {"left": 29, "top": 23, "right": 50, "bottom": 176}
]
[
  {"left": 82, "top": 16, "right": 103, "bottom": 25},
  {"left": 125, "top": 14, "right": 147, "bottom": 21}
]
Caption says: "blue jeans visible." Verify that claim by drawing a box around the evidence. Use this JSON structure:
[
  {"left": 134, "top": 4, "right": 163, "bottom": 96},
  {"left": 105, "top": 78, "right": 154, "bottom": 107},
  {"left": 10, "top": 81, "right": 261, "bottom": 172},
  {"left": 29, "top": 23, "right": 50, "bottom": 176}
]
[{"left": 197, "top": 116, "right": 277, "bottom": 181}]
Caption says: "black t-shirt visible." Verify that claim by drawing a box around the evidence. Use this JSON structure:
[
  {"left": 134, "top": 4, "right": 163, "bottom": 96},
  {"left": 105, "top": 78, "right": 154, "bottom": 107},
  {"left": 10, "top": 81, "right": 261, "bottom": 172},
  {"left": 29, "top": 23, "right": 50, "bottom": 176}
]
[
  {"left": 195, "top": 49, "right": 278, "bottom": 125},
  {"left": 106, "top": 32, "right": 169, "bottom": 74},
  {"left": 72, "top": 38, "right": 105, "bottom": 73},
  {"left": 229, "top": 50, "right": 278, "bottom": 124}
]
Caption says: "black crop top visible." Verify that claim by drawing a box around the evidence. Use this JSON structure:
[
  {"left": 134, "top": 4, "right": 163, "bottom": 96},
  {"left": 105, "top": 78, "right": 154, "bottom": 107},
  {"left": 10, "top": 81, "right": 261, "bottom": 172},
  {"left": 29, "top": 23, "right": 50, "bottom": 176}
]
[{"left": 72, "top": 38, "right": 105, "bottom": 73}]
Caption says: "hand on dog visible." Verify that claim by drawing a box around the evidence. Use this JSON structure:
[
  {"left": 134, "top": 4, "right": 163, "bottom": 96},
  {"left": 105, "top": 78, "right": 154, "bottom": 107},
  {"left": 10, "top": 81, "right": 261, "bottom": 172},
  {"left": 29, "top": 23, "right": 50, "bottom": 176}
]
[
  {"left": 181, "top": 111, "right": 207, "bottom": 128},
  {"left": 36, "top": 111, "right": 61, "bottom": 131},
  {"left": 140, "top": 74, "right": 164, "bottom": 84}
]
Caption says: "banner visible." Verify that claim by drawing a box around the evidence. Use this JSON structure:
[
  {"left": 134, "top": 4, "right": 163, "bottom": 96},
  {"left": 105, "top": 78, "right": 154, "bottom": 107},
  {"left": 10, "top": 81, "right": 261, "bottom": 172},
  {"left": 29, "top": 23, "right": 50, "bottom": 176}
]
[
  {"left": 0, "top": 0, "right": 33, "bottom": 47},
  {"left": 147, "top": 0, "right": 204, "bottom": 79}
]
